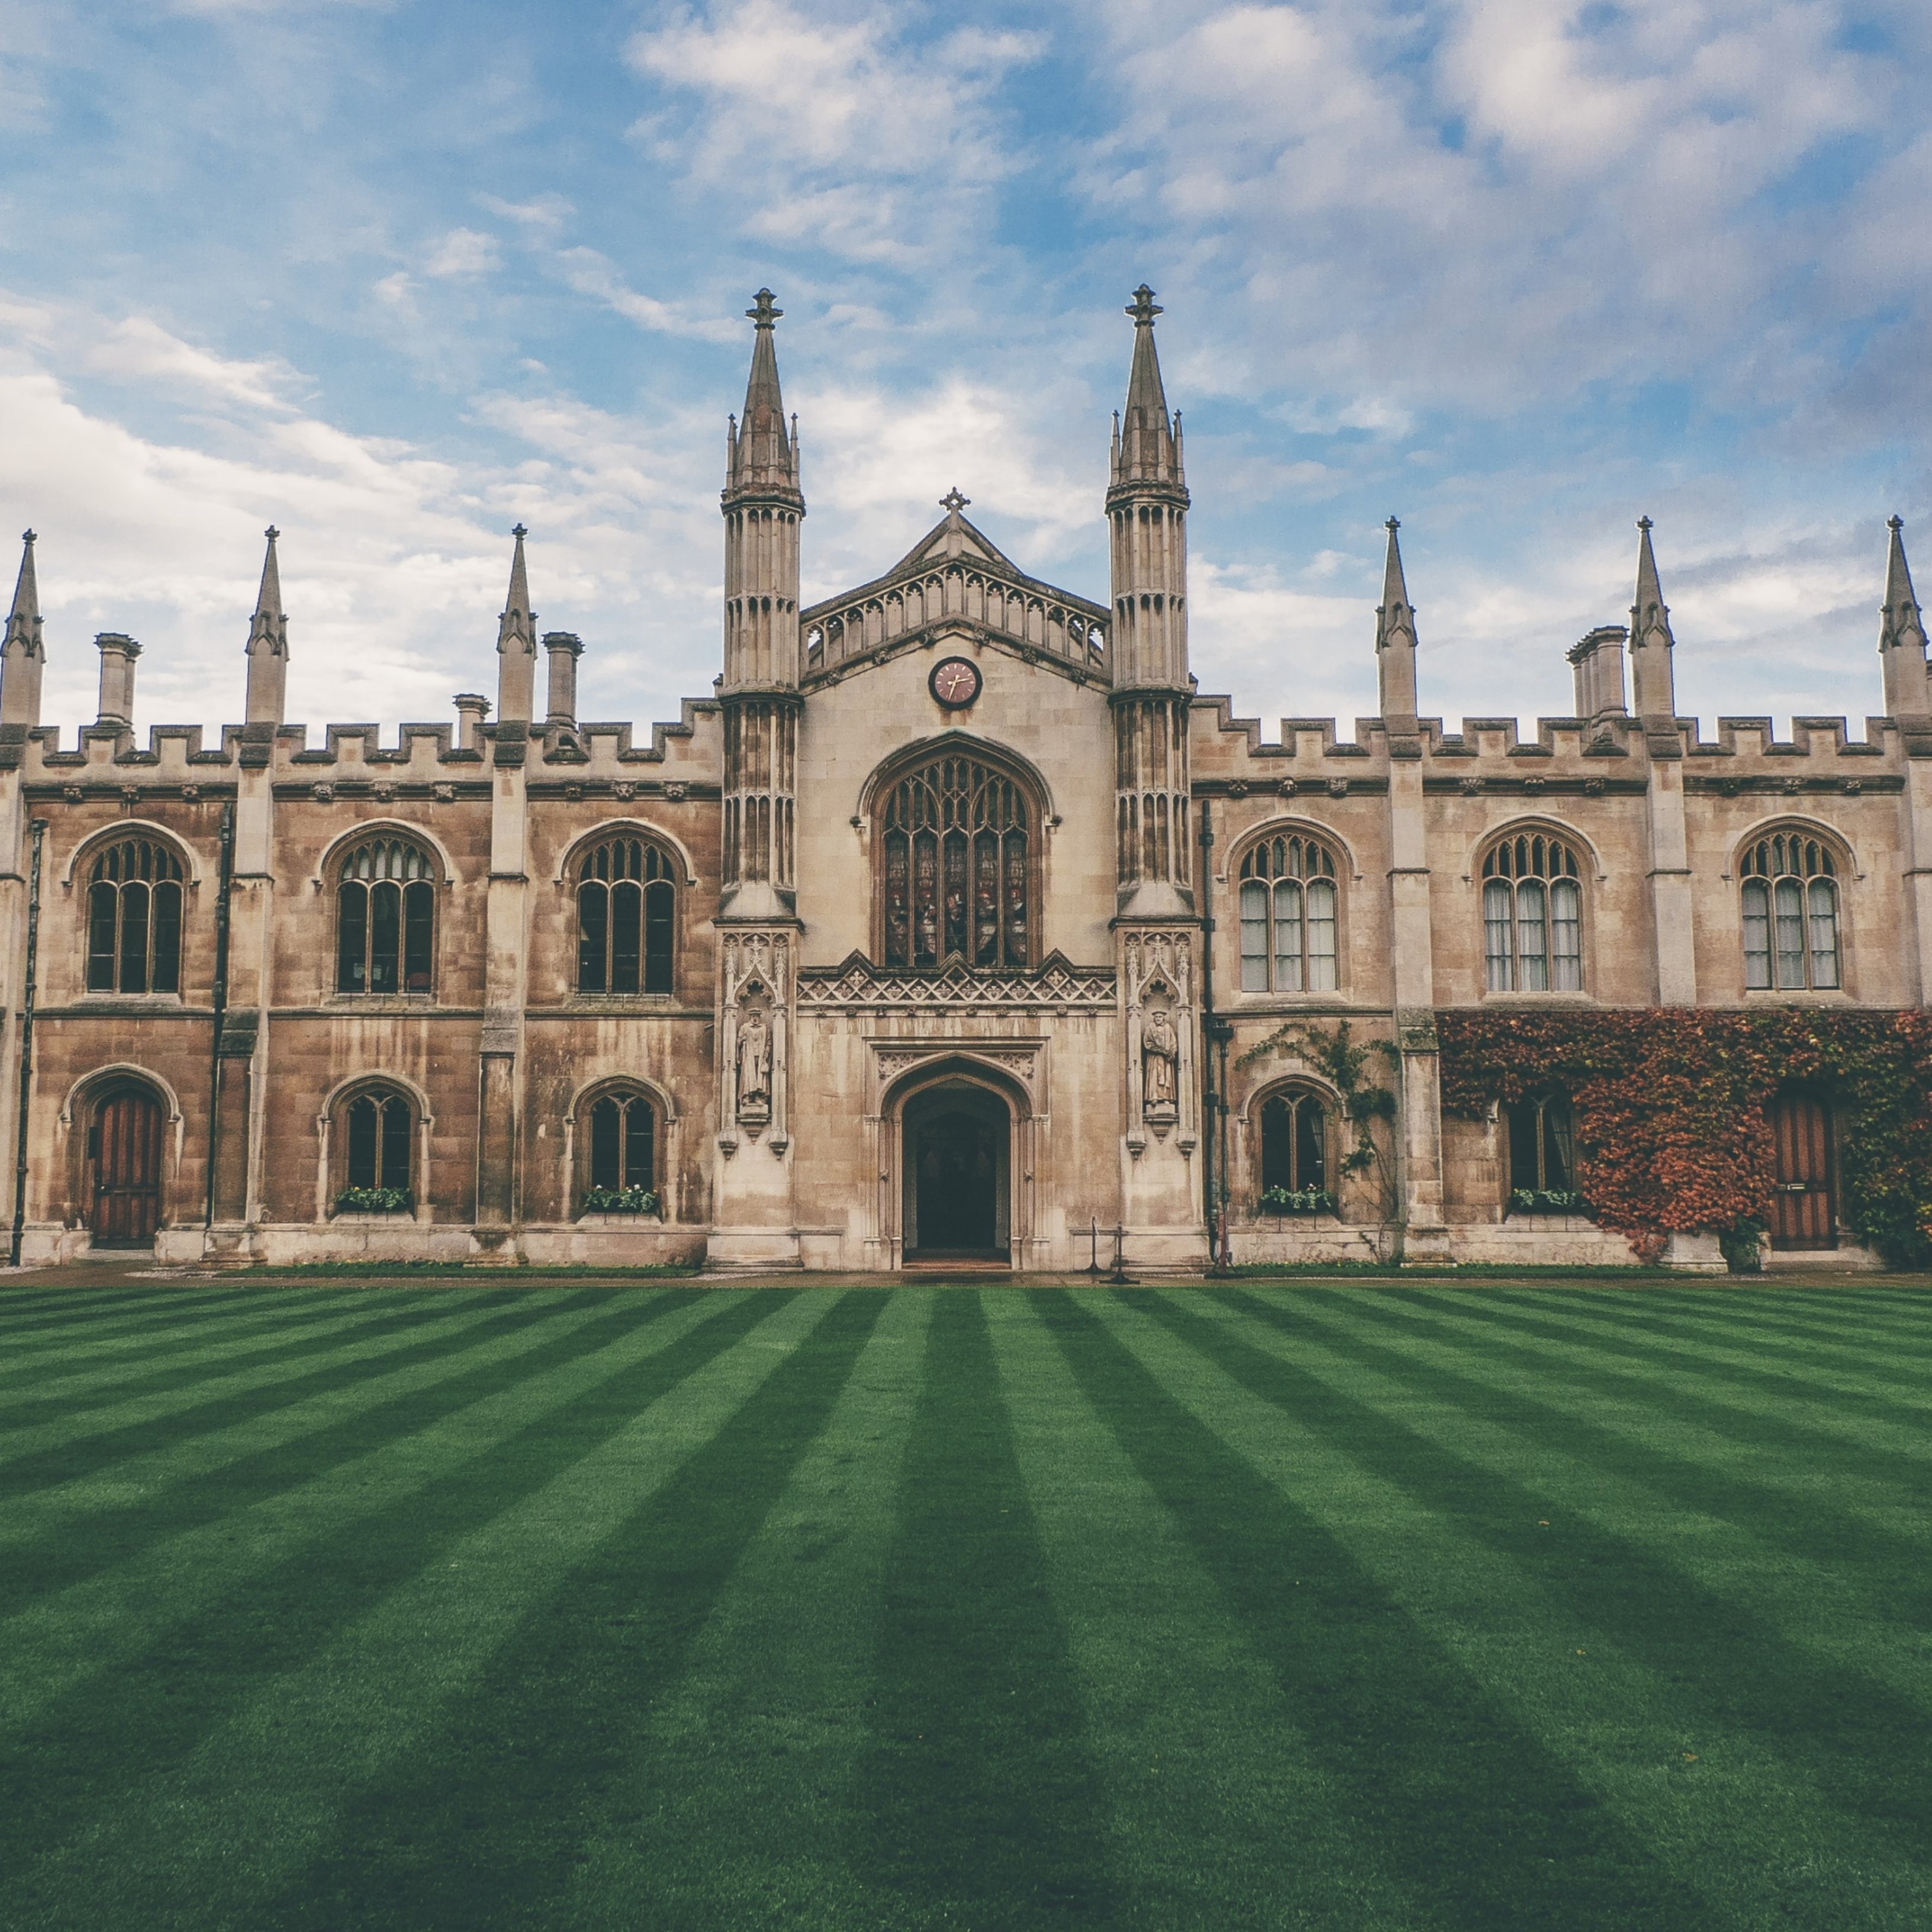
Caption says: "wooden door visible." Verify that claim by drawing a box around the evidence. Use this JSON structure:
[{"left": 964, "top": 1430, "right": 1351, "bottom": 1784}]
[
  {"left": 1769, "top": 1093, "right": 1836, "bottom": 1251},
  {"left": 92, "top": 1090, "right": 164, "bottom": 1245}
]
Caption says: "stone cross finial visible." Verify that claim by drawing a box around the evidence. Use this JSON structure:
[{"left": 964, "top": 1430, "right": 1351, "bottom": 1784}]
[
  {"left": 1126, "top": 284, "right": 1163, "bottom": 324},
  {"left": 941, "top": 487, "right": 970, "bottom": 517},
  {"left": 511, "top": 523, "right": 527, "bottom": 540},
  {"left": 1637, "top": 515, "right": 1653, "bottom": 533},
  {"left": 746, "top": 288, "right": 782, "bottom": 328},
  {"left": 21, "top": 529, "right": 33, "bottom": 546}
]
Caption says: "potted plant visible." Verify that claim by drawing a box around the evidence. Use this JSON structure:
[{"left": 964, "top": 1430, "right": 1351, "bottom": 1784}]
[{"left": 581, "top": 1184, "right": 660, "bottom": 1216}]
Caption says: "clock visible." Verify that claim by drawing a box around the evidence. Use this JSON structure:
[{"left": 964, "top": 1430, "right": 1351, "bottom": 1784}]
[{"left": 929, "top": 656, "right": 981, "bottom": 709}]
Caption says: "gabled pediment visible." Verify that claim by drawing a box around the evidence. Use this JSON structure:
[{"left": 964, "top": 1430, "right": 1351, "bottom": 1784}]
[{"left": 801, "top": 501, "right": 1110, "bottom": 691}]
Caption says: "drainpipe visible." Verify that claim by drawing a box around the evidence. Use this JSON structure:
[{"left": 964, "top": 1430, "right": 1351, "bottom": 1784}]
[
  {"left": 10, "top": 819, "right": 46, "bottom": 1267},
  {"left": 204, "top": 803, "right": 235, "bottom": 1229},
  {"left": 1197, "top": 799, "right": 1232, "bottom": 1270}
]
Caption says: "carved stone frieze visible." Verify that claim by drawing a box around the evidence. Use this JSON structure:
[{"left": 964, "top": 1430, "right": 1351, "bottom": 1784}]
[{"left": 799, "top": 950, "right": 1113, "bottom": 1012}]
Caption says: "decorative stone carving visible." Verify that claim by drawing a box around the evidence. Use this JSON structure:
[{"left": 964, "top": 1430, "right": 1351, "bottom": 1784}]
[
  {"left": 665, "top": 781, "right": 688, "bottom": 801},
  {"left": 798, "top": 952, "right": 1113, "bottom": 1012},
  {"left": 1122, "top": 929, "right": 1196, "bottom": 1141},
  {"left": 614, "top": 781, "right": 636, "bottom": 801},
  {"left": 311, "top": 782, "right": 334, "bottom": 802},
  {"left": 1141, "top": 1006, "right": 1180, "bottom": 1119},
  {"left": 434, "top": 782, "right": 455, "bottom": 803},
  {"left": 720, "top": 930, "right": 793, "bottom": 1148}
]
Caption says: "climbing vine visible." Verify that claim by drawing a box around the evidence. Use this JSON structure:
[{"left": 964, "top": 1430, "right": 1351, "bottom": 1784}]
[
  {"left": 1437, "top": 1009, "right": 1932, "bottom": 1266},
  {"left": 1238, "top": 1020, "right": 1400, "bottom": 1222}
]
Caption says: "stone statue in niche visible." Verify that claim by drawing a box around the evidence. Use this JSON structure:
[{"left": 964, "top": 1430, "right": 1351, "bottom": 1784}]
[
  {"left": 1141, "top": 1004, "right": 1180, "bottom": 1119},
  {"left": 735, "top": 1007, "right": 773, "bottom": 1123}
]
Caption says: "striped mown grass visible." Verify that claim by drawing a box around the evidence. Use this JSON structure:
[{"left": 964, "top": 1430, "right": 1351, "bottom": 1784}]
[{"left": 1, "top": 1282, "right": 1927, "bottom": 1930}]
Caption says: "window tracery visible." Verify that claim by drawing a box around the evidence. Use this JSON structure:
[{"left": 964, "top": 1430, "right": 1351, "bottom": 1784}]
[
  {"left": 1482, "top": 833, "right": 1583, "bottom": 993},
  {"left": 1742, "top": 832, "right": 1840, "bottom": 990},
  {"left": 86, "top": 838, "right": 183, "bottom": 994},
  {"left": 879, "top": 753, "right": 1032, "bottom": 970},
  {"left": 1238, "top": 834, "right": 1338, "bottom": 992},
  {"left": 337, "top": 838, "right": 434, "bottom": 995},
  {"left": 577, "top": 836, "right": 675, "bottom": 995},
  {"left": 1258, "top": 1086, "right": 1328, "bottom": 1200}
]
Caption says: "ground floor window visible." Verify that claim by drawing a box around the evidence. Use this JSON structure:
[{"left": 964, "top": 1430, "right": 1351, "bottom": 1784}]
[
  {"left": 1258, "top": 1089, "right": 1331, "bottom": 1212},
  {"left": 582, "top": 1090, "right": 658, "bottom": 1213},
  {"left": 1506, "top": 1096, "right": 1580, "bottom": 1212},
  {"left": 337, "top": 1087, "right": 414, "bottom": 1212}
]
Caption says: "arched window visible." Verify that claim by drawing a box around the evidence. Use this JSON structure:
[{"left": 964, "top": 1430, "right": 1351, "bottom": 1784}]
[
  {"left": 1258, "top": 1087, "right": 1329, "bottom": 1208},
  {"left": 337, "top": 1085, "right": 414, "bottom": 1212},
  {"left": 1238, "top": 835, "right": 1338, "bottom": 992},
  {"left": 1742, "top": 833, "right": 1840, "bottom": 990},
  {"left": 1507, "top": 1095, "right": 1580, "bottom": 1211},
  {"left": 582, "top": 1087, "right": 659, "bottom": 1213},
  {"left": 86, "top": 838, "right": 183, "bottom": 994},
  {"left": 879, "top": 753, "right": 1032, "bottom": 970},
  {"left": 577, "top": 837, "right": 675, "bottom": 995},
  {"left": 337, "top": 838, "right": 435, "bottom": 995},
  {"left": 1483, "top": 833, "right": 1583, "bottom": 993}
]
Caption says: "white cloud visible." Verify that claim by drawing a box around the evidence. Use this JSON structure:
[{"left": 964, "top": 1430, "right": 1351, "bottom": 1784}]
[
  {"left": 626, "top": 0, "right": 1044, "bottom": 259},
  {"left": 423, "top": 227, "right": 501, "bottom": 278}
]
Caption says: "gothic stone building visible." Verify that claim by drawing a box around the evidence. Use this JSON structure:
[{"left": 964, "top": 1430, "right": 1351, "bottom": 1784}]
[{"left": 2, "top": 288, "right": 1927, "bottom": 1272}]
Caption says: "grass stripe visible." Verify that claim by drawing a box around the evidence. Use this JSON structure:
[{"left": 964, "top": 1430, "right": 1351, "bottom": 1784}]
[
  {"left": 0, "top": 1291, "right": 653, "bottom": 1615},
  {"left": 0, "top": 1286, "right": 485, "bottom": 1418},
  {"left": 1129, "top": 1290, "right": 1932, "bottom": 1919},
  {"left": 0, "top": 1289, "right": 767, "bottom": 1886},
  {"left": 1501, "top": 1288, "right": 1932, "bottom": 1381},
  {"left": 532, "top": 1285, "right": 933, "bottom": 1931},
  {"left": 1041, "top": 1290, "right": 1721, "bottom": 1932},
  {"left": 1318, "top": 1288, "right": 1932, "bottom": 1533},
  {"left": 0, "top": 1289, "right": 813, "bottom": 1931},
  {"left": 1419, "top": 1290, "right": 1932, "bottom": 1454},
  {"left": 0, "top": 1290, "right": 560, "bottom": 1482},
  {"left": 1229, "top": 1290, "right": 1932, "bottom": 1712},
  {"left": 995, "top": 1290, "right": 1434, "bottom": 1931},
  {"left": 253, "top": 1289, "right": 891, "bottom": 1932},
  {"left": 848, "top": 1287, "right": 1118, "bottom": 1928},
  {"left": 0, "top": 1283, "right": 279, "bottom": 1351}
]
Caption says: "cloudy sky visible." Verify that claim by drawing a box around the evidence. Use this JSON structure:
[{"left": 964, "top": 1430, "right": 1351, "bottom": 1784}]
[{"left": 1, "top": 0, "right": 1927, "bottom": 745}]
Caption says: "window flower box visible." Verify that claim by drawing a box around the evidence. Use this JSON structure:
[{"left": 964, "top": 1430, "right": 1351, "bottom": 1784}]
[
  {"left": 1509, "top": 1187, "right": 1588, "bottom": 1216},
  {"left": 334, "top": 1186, "right": 414, "bottom": 1215},
  {"left": 581, "top": 1185, "right": 660, "bottom": 1217},
  {"left": 1258, "top": 1186, "right": 1338, "bottom": 1216}
]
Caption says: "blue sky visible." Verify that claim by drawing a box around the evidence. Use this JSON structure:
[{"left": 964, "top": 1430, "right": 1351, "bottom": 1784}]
[{"left": 1, "top": 0, "right": 1928, "bottom": 743}]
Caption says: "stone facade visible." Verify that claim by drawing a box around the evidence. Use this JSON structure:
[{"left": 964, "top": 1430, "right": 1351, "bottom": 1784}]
[{"left": 1, "top": 287, "right": 1925, "bottom": 1271}]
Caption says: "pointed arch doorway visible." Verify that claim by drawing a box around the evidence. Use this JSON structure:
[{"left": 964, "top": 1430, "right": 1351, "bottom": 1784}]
[{"left": 903, "top": 1080, "right": 1010, "bottom": 1262}]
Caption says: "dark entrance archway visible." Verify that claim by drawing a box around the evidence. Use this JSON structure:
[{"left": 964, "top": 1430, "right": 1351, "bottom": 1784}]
[
  {"left": 903, "top": 1081, "right": 1009, "bottom": 1261},
  {"left": 89, "top": 1085, "right": 165, "bottom": 1247}
]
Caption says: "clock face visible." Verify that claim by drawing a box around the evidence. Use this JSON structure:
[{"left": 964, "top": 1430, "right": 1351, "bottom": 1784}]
[{"left": 929, "top": 656, "right": 982, "bottom": 709}]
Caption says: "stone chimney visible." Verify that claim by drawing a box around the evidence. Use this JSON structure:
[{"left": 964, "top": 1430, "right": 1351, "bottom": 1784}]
[
  {"left": 453, "top": 691, "right": 490, "bottom": 752},
  {"left": 1567, "top": 626, "right": 1629, "bottom": 724},
  {"left": 95, "top": 632, "right": 140, "bottom": 732},
  {"left": 544, "top": 632, "right": 583, "bottom": 727}
]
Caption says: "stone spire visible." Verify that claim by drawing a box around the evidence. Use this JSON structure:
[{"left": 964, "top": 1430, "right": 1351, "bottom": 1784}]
[
  {"left": 1879, "top": 516, "right": 1930, "bottom": 717},
  {"left": 719, "top": 289, "right": 804, "bottom": 915},
  {"left": 727, "top": 288, "right": 801, "bottom": 498},
  {"left": 244, "top": 526, "right": 288, "bottom": 726},
  {"left": 495, "top": 523, "right": 537, "bottom": 724},
  {"left": 1627, "top": 516, "right": 1677, "bottom": 719},
  {"left": 1111, "top": 285, "right": 1183, "bottom": 491},
  {"left": 1, "top": 529, "right": 44, "bottom": 728},
  {"left": 1108, "top": 284, "right": 1190, "bottom": 693},
  {"left": 1109, "top": 285, "right": 1193, "bottom": 913},
  {"left": 1374, "top": 517, "right": 1418, "bottom": 726}
]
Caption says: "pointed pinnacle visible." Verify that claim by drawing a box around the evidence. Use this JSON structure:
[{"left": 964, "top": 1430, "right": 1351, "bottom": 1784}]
[
  {"left": 253, "top": 525, "right": 283, "bottom": 618},
  {"left": 1381, "top": 517, "right": 1411, "bottom": 609},
  {"left": 9, "top": 527, "right": 39, "bottom": 629},
  {"left": 1882, "top": 514, "right": 1925, "bottom": 653}
]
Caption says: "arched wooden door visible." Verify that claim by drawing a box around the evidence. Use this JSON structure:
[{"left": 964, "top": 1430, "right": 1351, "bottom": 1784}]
[
  {"left": 1769, "top": 1092, "right": 1836, "bottom": 1251},
  {"left": 91, "top": 1089, "right": 165, "bottom": 1246}
]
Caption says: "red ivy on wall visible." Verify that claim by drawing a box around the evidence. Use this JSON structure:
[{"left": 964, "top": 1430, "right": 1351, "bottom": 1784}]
[{"left": 1437, "top": 1009, "right": 1932, "bottom": 1266}]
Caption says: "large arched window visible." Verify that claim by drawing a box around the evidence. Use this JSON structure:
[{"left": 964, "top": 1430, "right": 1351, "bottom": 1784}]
[
  {"left": 1238, "top": 834, "right": 1338, "bottom": 992},
  {"left": 581, "top": 1087, "right": 659, "bottom": 1213},
  {"left": 337, "top": 838, "right": 435, "bottom": 995},
  {"left": 879, "top": 752, "right": 1032, "bottom": 970},
  {"left": 577, "top": 837, "right": 675, "bottom": 995},
  {"left": 86, "top": 838, "right": 183, "bottom": 994},
  {"left": 337, "top": 1084, "right": 414, "bottom": 1212},
  {"left": 1483, "top": 832, "right": 1583, "bottom": 993},
  {"left": 1742, "top": 832, "right": 1840, "bottom": 990},
  {"left": 1257, "top": 1086, "right": 1331, "bottom": 1208}
]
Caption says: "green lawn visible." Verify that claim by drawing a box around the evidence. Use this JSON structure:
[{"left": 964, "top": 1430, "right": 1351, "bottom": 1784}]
[{"left": 1, "top": 1281, "right": 1927, "bottom": 1930}]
